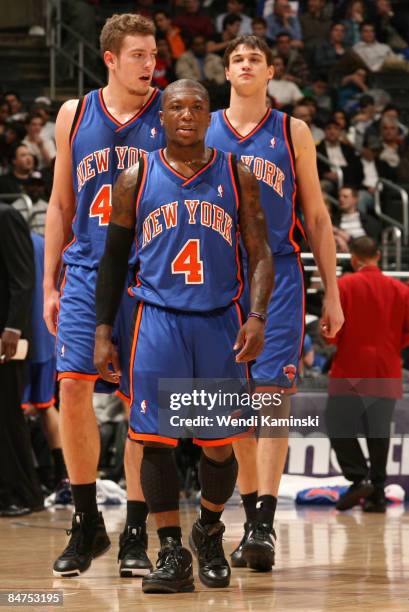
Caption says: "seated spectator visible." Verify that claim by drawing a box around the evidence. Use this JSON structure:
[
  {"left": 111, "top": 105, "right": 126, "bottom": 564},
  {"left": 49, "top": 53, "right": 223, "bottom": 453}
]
[
  {"left": 25, "top": 171, "right": 49, "bottom": 236},
  {"left": 332, "top": 186, "right": 382, "bottom": 252},
  {"left": 314, "top": 22, "right": 347, "bottom": 74},
  {"left": 378, "top": 116, "right": 402, "bottom": 170},
  {"left": 32, "top": 98, "right": 55, "bottom": 144},
  {"left": 353, "top": 21, "right": 398, "bottom": 72},
  {"left": 266, "top": 0, "right": 302, "bottom": 47},
  {"left": 359, "top": 141, "right": 397, "bottom": 211},
  {"left": 23, "top": 113, "right": 56, "bottom": 170},
  {"left": 207, "top": 14, "right": 242, "bottom": 57},
  {"left": 216, "top": 0, "right": 252, "bottom": 35},
  {"left": 267, "top": 56, "right": 303, "bottom": 108},
  {"left": 364, "top": 104, "right": 408, "bottom": 149},
  {"left": 303, "top": 75, "right": 332, "bottom": 113},
  {"left": 292, "top": 100, "right": 324, "bottom": 144},
  {"left": 173, "top": 0, "right": 215, "bottom": 41},
  {"left": 4, "top": 90, "right": 26, "bottom": 122},
  {"left": 175, "top": 35, "right": 225, "bottom": 85},
  {"left": 347, "top": 94, "right": 378, "bottom": 151},
  {"left": 0, "top": 99, "right": 11, "bottom": 136},
  {"left": 154, "top": 10, "right": 186, "bottom": 60},
  {"left": 0, "top": 143, "right": 34, "bottom": 196},
  {"left": 337, "top": 67, "right": 369, "bottom": 109},
  {"left": 251, "top": 17, "right": 274, "bottom": 47},
  {"left": 317, "top": 120, "right": 363, "bottom": 193},
  {"left": 152, "top": 39, "right": 176, "bottom": 90},
  {"left": 332, "top": 109, "right": 352, "bottom": 145},
  {"left": 299, "top": 0, "right": 331, "bottom": 54},
  {"left": 341, "top": 0, "right": 366, "bottom": 47},
  {"left": 273, "top": 31, "right": 310, "bottom": 86},
  {"left": 373, "top": 0, "right": 409, "bottom": 51}
]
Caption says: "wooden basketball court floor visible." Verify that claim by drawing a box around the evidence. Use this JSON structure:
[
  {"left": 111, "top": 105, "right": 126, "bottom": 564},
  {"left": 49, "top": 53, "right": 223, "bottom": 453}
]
[{"left": 1, "top": 502, "right": 409, "bottom": 611}]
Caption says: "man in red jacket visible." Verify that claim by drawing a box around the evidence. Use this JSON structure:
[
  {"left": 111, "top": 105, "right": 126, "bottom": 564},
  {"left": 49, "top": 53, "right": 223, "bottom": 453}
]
[{"left": 326, "top": 236, "right": 409, "bottom": 512}]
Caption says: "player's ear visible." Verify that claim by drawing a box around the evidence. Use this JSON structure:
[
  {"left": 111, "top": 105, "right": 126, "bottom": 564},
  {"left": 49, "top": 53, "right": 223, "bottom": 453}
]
[
  {"left": 267, "top": 64, "right": 274, "bottom": 82},
  {"left": 103, "top": 50, "right": 115, "bottom": 70},
  {"left": 225, "top": 68, "right": 230, "bottom": 81}
]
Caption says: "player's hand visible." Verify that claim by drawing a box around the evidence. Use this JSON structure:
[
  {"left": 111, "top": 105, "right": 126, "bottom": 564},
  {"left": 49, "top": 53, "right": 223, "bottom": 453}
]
[
  {"left": 43, "top": 287, "right": 59, "bottom": 335},
  {"left": 320, "top": 295, "right": 345, "bottom": 339},
  {"left": 94, "top": 325, "right": 121, "bottom": 384},
  {"left": 234, "top": 317, "right": 265, "bottom": 362},
  {"left": 0, "top": 329, "right": 20, "bottom": 363}
]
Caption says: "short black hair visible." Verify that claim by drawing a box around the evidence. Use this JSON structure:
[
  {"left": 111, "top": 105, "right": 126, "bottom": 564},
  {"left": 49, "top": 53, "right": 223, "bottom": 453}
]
[
  {"left": 276, "top": 31, "right": 292, "bottom": 40},
  {"left": 349, "top": 236, "right": 378, "bottom": 259},
  {"left": 222, "top": 14, "right": 242, "bottom": 30},
  {"left": 359, "top": 94, "right": 375, "bottom": 108},
  {"left": 3, "top": 90, "right": 21, "bottom": 100},
  {"left": 162, "top": 79, "right": 210, "bottom": 108},
  {"left": 340, "top": 185, "right": 358, "bottom": 198},
  {"left": 224, "top": 34, "right": 273, "bottom": 67},
  {"left": 360, "top": 20, "right": 375, "bottom": 31},
  {"left": 10, "top": 141, "right": 29, "bottom": 161}
]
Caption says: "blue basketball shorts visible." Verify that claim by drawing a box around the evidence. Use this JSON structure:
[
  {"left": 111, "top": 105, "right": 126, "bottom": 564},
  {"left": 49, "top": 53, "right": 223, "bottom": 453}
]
[
  {"left": 56, "top": 264, "right": 135, "bottom": 399},
  {"left": 21, "top": 358, "right": 56, "bottom": 409},
  {"left": 251, "top": 253, "right": 305, "bottom": 393},
  {"left": 128, "top": 302, "right": 251, "bottom": 446}
]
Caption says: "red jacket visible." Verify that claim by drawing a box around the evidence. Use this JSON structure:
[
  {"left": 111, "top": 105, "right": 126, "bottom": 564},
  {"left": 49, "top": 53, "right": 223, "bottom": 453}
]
[{"left": 329, "top": 265, "right": 409, "bottom": 398}]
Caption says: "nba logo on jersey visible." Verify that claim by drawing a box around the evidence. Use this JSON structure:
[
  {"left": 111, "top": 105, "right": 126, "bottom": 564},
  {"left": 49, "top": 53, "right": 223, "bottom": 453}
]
[
  {"left": 283, "top": 364, "right": 297, "bottom": 382},
  {"left": 61, "top": 345, "right": 65, "bottom": 358},
  {"left": 217, "top": 184, "right": 224, "bottom": 198},
  {"left": 270, "top": 137, "right": 276, "bottom": 148},
  {"left": 150, "top": 127, "right": 157, "bottom": 139},
  {"left": 140, "top": 400, "right": 148, "bottom": 414}
]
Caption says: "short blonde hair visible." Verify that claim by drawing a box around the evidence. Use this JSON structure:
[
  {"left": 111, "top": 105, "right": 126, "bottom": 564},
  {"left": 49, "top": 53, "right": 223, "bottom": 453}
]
[{"left": 100, "top": 13, "right": 156, "bottom": 56}]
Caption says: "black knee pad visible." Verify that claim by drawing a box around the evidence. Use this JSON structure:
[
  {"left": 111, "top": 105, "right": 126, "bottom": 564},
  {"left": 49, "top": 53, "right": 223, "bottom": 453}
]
[
  {"left": 199, "top": 452, "right": 238, "bottom": 505},
  {"left": 140, "top": 446, "right": 180, "bottom": 513}
]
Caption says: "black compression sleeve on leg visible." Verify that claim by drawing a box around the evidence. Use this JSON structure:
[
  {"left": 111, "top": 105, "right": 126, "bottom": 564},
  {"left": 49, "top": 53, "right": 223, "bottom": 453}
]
[
  {"left": 95, "top": 222, "right": 134, "bottom": 326},
  {"left": 140, "top": 446, "right": 180, "bottom": 513},
  {"left": 199, "top": 452, "right": 238, "bottom": 505}
]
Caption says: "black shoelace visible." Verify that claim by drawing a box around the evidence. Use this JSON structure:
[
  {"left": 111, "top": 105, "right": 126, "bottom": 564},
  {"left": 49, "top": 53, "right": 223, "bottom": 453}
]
[
  {"left": 62, "top": 525, "right": 86, "bottom": 558},
  {"left": 200, "top": 532, "right": 225, "bottom": 565},
  {"left": 118, "top": 530, "right": 145, "bottom": 560},
  {"left": 157, "top": 547, "right": 184, "bottom": 570}
]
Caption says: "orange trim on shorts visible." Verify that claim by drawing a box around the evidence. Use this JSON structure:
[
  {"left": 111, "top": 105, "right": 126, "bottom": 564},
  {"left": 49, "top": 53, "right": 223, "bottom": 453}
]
[
  {"left": 129, "top": 302, "right": 144, "bottom": 408},
  {"left": 21, "top": 398, "right": 55, "bottom": 410},
  {"left": 70, "top": 95, "right": 88, "bottom": 147},
  {"left": 127, "top": 429, "right": 179, "bottom": 447},
  {"left": 193, "top": 427, "right": 255, "bottom": 447},
  {"left": 116, "top": 389, "right": 130, "bottom": 404},
  {"left": 58, "top": 371, "right": 99, "bottom": 382},
  {"left": 255, "top": 385, "right": 297, "bottom": 395}
]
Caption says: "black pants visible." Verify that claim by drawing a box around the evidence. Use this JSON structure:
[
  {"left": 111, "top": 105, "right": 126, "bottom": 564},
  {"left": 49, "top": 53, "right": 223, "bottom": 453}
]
[
  {"left": 0, "top": 361, "right": 43, "bottom": 508},
  {"left": 326, "top": 395, "right": 395, "bottom": 488}
]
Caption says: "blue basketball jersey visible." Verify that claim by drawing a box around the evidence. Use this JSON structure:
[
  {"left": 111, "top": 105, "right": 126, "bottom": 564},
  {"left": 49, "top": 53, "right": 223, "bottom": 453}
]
[
  {"left": 64, "top": 88, "right": 165, "bottom": 268},
  {"left": 130, "top": 149, "right": 243, "bottom": 311},
  {"left": 206, "top": 109, "right": 302, "bottom": 256},
  {"left": 31, "top": 233, "right": 55, "bottom": 363}
]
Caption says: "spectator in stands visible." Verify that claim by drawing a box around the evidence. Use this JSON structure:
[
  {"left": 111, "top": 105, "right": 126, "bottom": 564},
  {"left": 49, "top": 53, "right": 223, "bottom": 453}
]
[
  {"left": 175, "top": 34, "right": 225, "bottom": 85},
  {"left": 207, "top": 14, "right": 242, "bottom": 57},
  {"left": 0, "top": 143, "right": 34, "bottom": 196},
  {"left": 373, "top": 0, "right": 409, "bottom": 51},
  {"left": 154, "top": 10, "right": 186, "bottom": 60},
  {"left": 173, "top": 0, "right": 215, "bottom": 41},
  {"left": 303, "top": 75, "right": 332, "bottom": 113},
  {"left": 216, "top": 0, "right": 252, "bottom": 35},
  {"left": 251, "top": 17, "right": 274, "bottom": 47},
  {"left": 32, "top": 97, "right": 55, "bottom": 143},
  {"left": 359, "top": 141, "right": 397, "bottom": 211},
  {"left": 0, "top": 99, "right": 11, "bottom": 136},
  {"left": 266, "top": 0, "right": 303, "bottom": 47},
  {"left": 23, "top": 113, "right": 56, "bottom": 170},
  {"left": 364, "top": 104, "right": 408, "bottom": 149},
  {"left": 267, "top": 56, "right": 303, "bottom": 108},
  {"left": 337, "top": 67, "right": 369, "bottom": 109},
  {"left": 348, "top": 94, "right": 378, "bottom": 151},
  {"left": 341, "top": 0, "right": 366, "bottom": 47},
  {"left": 378, "top": 116, "right": 402, "bottom": 170},
  {"left": 326, "top": 236, "right": 409, "bottom": 513},
  {"left": 4, "top": 91, "right": 26, "bottom": 122},
  {"left": 299, "top": 0, "right": 331, "bottom": 54},
  {"left": 317, "top": 120, "right": 364, "bottom": 193},
  {"left": 25, "top": 171, "right": 49, "bottom": 236},
  {"left": 292, "top": 100, "right": 324, "bottom": 143},
  {"left": 353, "top": 21, "right": 397, "bottom": 72},
  {"left": 314, "top": 22, "right": 348, "bottom": 74},
  {"left": 134, "top": 0, "right": 160, "bottom": 17},
  {"left": 332, "top": 186, "right": 381, "bottom": 252},
  {"left": 0, "top": 204, "right": 43, "bottom": 516},
  {"left": 332, "top": 109, "right": 352, "bottom": 145},
  {"left": 274, "top": 32, "right": 310, "bottom": 86}
]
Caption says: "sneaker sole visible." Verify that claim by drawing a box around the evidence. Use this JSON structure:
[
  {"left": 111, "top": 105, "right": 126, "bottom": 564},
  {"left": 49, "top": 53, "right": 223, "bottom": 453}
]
[
  {"left": 120, "top": 566, "right": 152, "bottom": 577},
  {"left": 242, "top": 544, "right": 274, "bottom": 572},
  {"left": 336, "top": 485, "right": 374, "bottom": 511},
  {"left": 230, "top": 557, "right": 247, "bottom": 568},
  {"left": 52, "top": 542, "right": 111, "bottom": 578},
  {"left": 142, "top": 578, "right": 195, "bottom": 593},
  {"left": 189, "top": 534, "right": 231, "bottom": 588}
]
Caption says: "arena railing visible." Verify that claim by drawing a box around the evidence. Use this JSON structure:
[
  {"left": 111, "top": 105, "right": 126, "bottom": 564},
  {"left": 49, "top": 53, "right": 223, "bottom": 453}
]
[
  {"left": 374, "top": 177, "right": 409, "bottom": 245},
  {"left": 0, "top": 193, "right": 33, "bottom": 223}
]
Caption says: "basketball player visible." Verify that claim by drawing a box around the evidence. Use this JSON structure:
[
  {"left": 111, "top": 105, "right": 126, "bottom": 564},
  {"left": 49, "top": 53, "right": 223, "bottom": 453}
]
[
  {"left": 43, "top": 14, "right": 165, "bottom": 577},
  {"left": 206, "top": 36, "right": 344, "bottom": 570},
  {"left": 94, "top": 79, "right": 274, "bottom": 593}
]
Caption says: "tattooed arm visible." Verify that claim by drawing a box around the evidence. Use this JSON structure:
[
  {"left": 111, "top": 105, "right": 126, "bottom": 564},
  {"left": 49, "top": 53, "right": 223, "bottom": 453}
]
[
  {"left": 94, "top": 160, "right": 141, "bottom": 382},
  {"left": 234, "top": 161, "right": 274, "bottom": 362}
]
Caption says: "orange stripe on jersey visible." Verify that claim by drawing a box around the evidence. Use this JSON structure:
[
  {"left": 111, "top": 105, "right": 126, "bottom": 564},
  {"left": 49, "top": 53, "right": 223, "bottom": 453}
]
[
  {"left": 31, "top": 398, "right": 56, "bottom": 409},
  {"left": 282, "top": 113, "right": 299, "bottom": 253},
  {"left": 158, "top": 148, "right": 218, "bottom": 185},
  {"left": 98, "top": 88, "right": 159, "bottom": 131},
  {"left": 223, "top": 108, "right": 272, "bottom": 142},
  {"left": 116, "top": 389, "right": 130, "bottom": 404},
  {"left": 133, "top": 155, "right": 149, "bottom": 286},
  {"left": 70, "top": 96, "right": 88, "bottom": 148},
  {"left": 129, "top": 302, "right": 144, "bottom": 409},
  {"left": 228, "top": 154, "right": 244, "bottom": 302},
  {"left": 128, "top": 429, "right": 179, "bottom": 447},
  {"left": 58, "top": 372, "right": 99, "bottom": 382}
]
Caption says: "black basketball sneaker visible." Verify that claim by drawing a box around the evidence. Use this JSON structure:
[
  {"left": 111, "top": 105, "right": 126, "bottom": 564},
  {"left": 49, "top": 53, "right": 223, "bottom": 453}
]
[
  {"left": 230, "top": 522, "right": 252, "bottom": 568},
  {"left": 189, "top": 520, "right": 231, "bottom": 588},
  {"left": 53, "top": 512, "right": 111, "bottom": 577},
  {"left": 241, "top": 521, "right": 276, "bottom": 571},
  {"left": 142, "top": 537, "right": 195, "bottom": 593},
  {"left": 118, "top": 525, "right": 153, "bottom": 577}
]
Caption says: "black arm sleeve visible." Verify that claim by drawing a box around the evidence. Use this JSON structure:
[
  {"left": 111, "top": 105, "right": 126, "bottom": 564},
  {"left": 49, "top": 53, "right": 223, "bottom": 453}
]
[{"left": 95, "top": 222, "right": 135, "bottom": 327}]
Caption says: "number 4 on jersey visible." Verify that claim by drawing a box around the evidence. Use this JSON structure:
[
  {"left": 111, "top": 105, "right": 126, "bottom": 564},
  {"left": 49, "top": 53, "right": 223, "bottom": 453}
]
[
  {"left": 171, "top": 239, "right": 204, "bottom": 284},
  {"left": 89, "top": 184, "right": 112, "bottom": 226}
]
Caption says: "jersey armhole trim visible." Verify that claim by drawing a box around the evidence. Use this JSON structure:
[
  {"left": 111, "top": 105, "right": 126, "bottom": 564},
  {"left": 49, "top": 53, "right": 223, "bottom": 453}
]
[
  {"left": 69, "top": 96, "right": 86, "bottom": 147},
  {"left": 229, "top": 153, "right": 241, "bottom": 211},
  {"left": 134, "top": 154, "right": 147, "bottom": 212}
]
